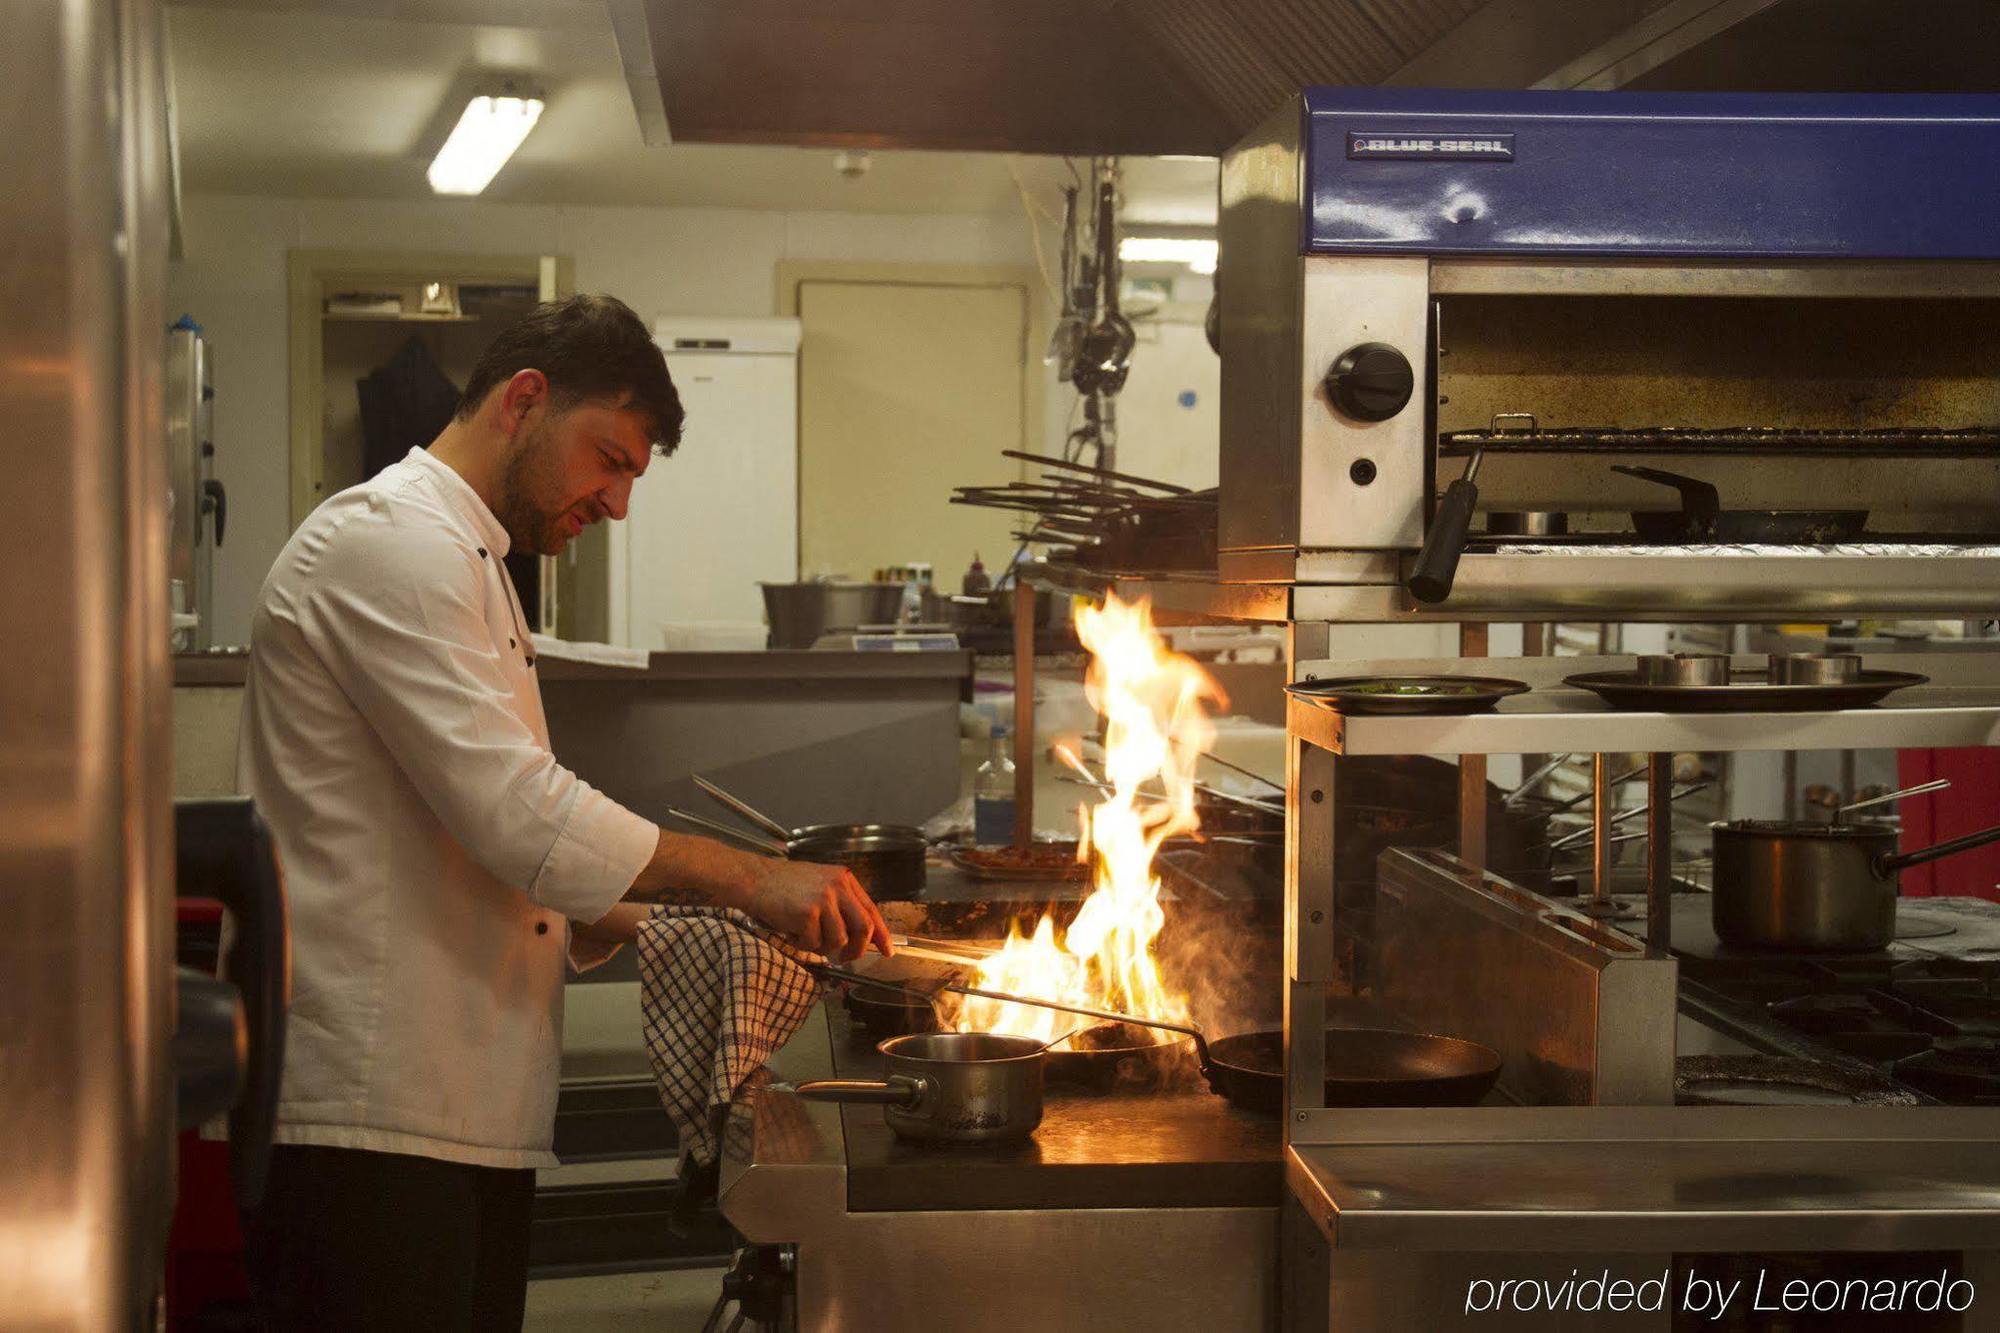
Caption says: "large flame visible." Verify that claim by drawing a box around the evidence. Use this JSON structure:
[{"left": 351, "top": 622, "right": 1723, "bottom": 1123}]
[{"left": 956, "top": 593, "right": 1224, "bottom": 1046}]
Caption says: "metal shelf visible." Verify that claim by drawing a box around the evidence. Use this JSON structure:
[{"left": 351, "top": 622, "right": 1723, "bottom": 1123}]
[
  {"left": 1022, "top": 563, "right": 1290, "bottom": 623},
  {"left": 1289, "top": 681, "right": 2000, "bottom": 756}
]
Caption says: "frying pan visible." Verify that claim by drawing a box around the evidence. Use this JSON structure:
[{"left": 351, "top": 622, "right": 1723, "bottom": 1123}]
[
  {"left": 671, "top": 776, "right": 931, "bottom": 901},
  {"left": 1612, "top": 465, "right": 1867, "bottom": 544},
  {"left": 838, "top": 971, "right": 1181, "bottom": 1086},
  {"left": 818, "top": 965, "right": 1500, "bottom": 1113}
]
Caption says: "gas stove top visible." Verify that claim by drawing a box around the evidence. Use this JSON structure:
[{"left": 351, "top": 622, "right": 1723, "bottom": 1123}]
[{"left": 1676, "top": 897, "right": 2000, "bottom": 1106}]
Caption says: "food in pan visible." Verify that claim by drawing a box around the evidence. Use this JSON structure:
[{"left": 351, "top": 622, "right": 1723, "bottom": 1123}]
[
  {"left": 951, "top": 841, "right": 1090, "bottom": 880},
  {"left": 1338, "top": 681, "right": 1481, "bottom": 697}
]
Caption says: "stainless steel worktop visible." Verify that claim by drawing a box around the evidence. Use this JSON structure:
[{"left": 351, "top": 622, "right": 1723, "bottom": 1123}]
[
  {"left": 173, "top": 646, "right": 974, "bottom": 687},
  {"left": 1287, "top": 1110, "right": 2000, "bottom": 1253}
]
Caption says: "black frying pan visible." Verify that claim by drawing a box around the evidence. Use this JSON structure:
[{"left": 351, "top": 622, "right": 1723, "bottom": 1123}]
[
  {"left": 1613, "top": 465, "right": 1867, "bottom": 544},
  {"left": 1202, "top": 1027, "right": 1502, "bottom": 1112},
  {"left": 819, "top": 965, "right": 1501, "bottom": 1113}
]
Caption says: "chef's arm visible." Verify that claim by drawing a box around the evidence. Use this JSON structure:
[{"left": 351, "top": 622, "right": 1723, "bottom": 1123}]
[
  {"left": 298, "top": 534, "right": 658, "bottom": 926},
  {"left": 624, "top": 829, "right": 892, "bottom": 961},
  {"left": 571, "top": 901, "right": 656, "bottom": 946}
]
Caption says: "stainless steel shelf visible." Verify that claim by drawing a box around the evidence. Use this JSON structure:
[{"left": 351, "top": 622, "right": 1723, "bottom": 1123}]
[
  {"left": 1289, "top": 685, "right": 2000, "bottom": 756},
  {"left": 1023, "top": 563, "right": 1290, "bottom": 623}
]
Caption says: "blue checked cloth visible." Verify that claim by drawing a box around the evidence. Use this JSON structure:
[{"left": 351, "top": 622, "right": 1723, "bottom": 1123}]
[{"left": 636, "top": 906, "right": 825, "bottom": 1169}]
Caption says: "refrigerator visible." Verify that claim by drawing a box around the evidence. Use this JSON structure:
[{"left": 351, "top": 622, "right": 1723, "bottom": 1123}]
[
  {"left": 605, "top": 316, "right": 802, "bottom": 651},
  {"left": 2, "top": 3, "right": 286, "bottom": 1328},
  {"left": 166, "top": 317, "right": 221, "bottom": 650}
]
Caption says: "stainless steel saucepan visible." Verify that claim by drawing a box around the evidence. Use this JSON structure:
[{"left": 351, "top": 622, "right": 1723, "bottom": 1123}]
[
  {"left": 791, "top": 1031, "right": 1049, "bottom": 1144},
  {"left": 1711, "top": 783, "right": 2000, "bottom": 951}
]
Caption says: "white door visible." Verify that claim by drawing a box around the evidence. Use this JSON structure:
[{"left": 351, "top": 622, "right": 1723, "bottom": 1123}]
[
  {"left": 796, "top": 279, "right": 1027, "bottom": 582},
  {"left": 613, "top": 347, "right": 799, "bottom": 649}
]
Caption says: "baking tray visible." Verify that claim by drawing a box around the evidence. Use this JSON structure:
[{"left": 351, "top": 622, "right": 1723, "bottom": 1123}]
[
  {"left": 1285, "top": 675, "right": 1530, "bottom": 716},
  {"left": 1564, "top": 669, "right": 1928, "bottom": 712}
]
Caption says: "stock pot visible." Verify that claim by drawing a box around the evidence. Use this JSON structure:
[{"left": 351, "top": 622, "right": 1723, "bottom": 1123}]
[{"left": 1711, "top": 818, "right": 2000, "bottom": 951}]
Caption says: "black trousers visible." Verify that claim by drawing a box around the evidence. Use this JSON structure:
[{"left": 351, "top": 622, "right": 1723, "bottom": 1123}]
[{"left": 244, "top": 1143, "right": 536, "bottom": 1332}]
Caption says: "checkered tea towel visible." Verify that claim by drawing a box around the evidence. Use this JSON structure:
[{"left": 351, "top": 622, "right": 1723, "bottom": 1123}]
[{"left": 636, "top": 906, "right": 825, "bottom": 1169}]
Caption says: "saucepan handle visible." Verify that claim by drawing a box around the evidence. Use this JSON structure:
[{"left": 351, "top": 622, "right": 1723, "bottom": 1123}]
[
  {"left": 792, "top": 1075, "right": 928, "bottom": 1108},
  {"left": 1876, "top": 821, "right": 2000, "bottom": 877}
]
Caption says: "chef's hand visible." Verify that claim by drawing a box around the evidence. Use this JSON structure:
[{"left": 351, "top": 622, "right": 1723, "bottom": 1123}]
[{"left": 745, "top": 858, "right": 893, "bottom": 962}]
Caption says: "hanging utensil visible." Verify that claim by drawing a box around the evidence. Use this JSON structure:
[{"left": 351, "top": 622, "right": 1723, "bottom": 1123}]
[
  {"left": 1070, "top": 172, "right": 1133, "bottom": 397},
  {"left": 1045, "top": 185, "right": 1084, "bottom": 379}
]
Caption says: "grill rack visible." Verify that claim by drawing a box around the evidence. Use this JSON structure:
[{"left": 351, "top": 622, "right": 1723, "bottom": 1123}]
[{"left": 1439, "top": 425, "right": 2000, "bottom": 458}]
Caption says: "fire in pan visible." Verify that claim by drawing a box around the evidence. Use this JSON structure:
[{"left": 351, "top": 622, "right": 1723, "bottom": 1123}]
[{"left": 840, "top": 979, "right": 1183, "bottom": 1089}]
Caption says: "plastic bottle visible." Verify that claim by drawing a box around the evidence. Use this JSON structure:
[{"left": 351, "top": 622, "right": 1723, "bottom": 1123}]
[
  {"left": 961, "top": 553, "right": 991, "bottom": 597},
  {"left": 973, "top": 725, "right": 1018, "bottom": 846}
]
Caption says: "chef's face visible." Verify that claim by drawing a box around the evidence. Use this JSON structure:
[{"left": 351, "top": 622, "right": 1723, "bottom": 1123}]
[{"left": 495, "top": 394, "right": 654, "bottom": 556}]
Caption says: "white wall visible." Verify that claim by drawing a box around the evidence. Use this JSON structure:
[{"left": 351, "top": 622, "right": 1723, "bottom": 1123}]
[{"left": 167, "top": 192, "right": 1220, "bottom": 644}]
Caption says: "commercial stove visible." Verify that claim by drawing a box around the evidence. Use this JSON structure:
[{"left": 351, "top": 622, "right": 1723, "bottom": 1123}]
[
  {"left": 1676, "top": 895, "right": 2000, "bottom": 1106},
  {"left": 1219, "top": 87, "right": 2000, "bottom": 1331},
  {"left": 716, "top": 858, "right": 1288, "bottom": 1332},
  {"left": 718, "top": 1001, "right": 1282, "bottom": 1333}
]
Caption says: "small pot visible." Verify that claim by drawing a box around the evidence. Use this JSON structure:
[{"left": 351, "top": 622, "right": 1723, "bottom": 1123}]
[
  {"left": 1636, "top": 653, "right": 1731, "bottom": 687},
  {"left": 1711, "top": 818, "right": 2000, "bottom": 951},
  {"left": 793, "top": 1032, "right": 1044, "bottom": 1143},
  {"left": 785, "top": 825, "right": 928, "bottom": 901},
  {"left": 1768, "top": 652, "right": 1861, "bottom": 685}
]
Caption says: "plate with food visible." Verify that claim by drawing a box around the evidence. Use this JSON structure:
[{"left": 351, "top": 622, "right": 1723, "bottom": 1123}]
[
  {"left": 948, "top": 840, "right": 1091, "bottom": 882},
  {"left": 1284, "top": 675, "right": 1530, "bottom": 716}
]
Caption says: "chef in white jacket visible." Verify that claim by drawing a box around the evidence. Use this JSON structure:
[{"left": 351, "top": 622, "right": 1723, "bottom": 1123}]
[{"left": 236, "top": 294, "right": 890, "bottom": 1331}]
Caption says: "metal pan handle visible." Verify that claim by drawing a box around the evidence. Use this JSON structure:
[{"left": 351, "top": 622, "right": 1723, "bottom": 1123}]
[
  {"left": 792, "top": 1076, "right": 927, "bottom": 1108},
  {"left": 663, "top": 806, "right": 789, "bottom": 858},
  {"left": 1876, "top": 821, "right": 2000, "bottom": 877}
]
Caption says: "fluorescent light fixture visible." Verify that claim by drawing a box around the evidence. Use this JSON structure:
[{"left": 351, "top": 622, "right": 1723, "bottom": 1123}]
[
  {"left": 1119, "top": 235, "right": 1218, "bottom": 275},
  {"left": 427, "top": 93, "right": 544, "bottom": 196}
]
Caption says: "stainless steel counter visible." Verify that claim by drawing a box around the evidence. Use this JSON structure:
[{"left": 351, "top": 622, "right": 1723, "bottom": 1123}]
[
  {"left": 172, "top": 646, "right": 973, "bottom": 687},
  {"left": 1287, "top": 1120, "right": 2000, "bottom": 1253}
]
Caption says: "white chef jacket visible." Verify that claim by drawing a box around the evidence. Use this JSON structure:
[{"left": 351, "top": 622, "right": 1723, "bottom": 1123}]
[{"left": 238, "top": 447, "right": 659, "bottom": 1168}]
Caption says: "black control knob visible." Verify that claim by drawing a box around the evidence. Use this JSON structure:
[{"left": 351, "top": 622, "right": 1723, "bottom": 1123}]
[{"left": 1325, "top": 342, "right": 1414, "bottom": 422}]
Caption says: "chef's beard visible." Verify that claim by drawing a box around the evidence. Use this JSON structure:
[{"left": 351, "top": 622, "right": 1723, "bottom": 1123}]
[{"left": 492, "top": 415, "right": 573, "bottom": 556}]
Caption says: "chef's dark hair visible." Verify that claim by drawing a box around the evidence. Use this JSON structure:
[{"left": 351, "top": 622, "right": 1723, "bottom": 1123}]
[{"left": 457, "top": 293, "right": 684, "bottom": 454}]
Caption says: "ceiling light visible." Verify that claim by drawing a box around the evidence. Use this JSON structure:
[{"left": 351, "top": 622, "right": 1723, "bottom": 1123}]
[
  {"left": 1119, "top": 235, "right": 1218, "bottom": 276},
  {"left": 427, "top": 92, "right": 544, "bottom": 196}
]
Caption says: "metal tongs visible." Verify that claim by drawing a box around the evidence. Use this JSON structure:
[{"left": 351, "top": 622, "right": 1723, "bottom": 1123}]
[{"left": 1831, "top": 778, "right": 1950, "bottom": 822}]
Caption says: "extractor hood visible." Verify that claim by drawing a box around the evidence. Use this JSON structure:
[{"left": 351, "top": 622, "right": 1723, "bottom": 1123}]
[{"left": 612, "top": 0, "right": 2000, "bottom": 157}]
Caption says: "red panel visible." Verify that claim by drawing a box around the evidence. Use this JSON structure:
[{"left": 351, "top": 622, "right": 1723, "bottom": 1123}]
[
  {"left": 164, "top": 1131, "right": 250, "bottom": 1329},
  {"left": 1896, "top": 749, "right": 2000, "bottom": 899}
]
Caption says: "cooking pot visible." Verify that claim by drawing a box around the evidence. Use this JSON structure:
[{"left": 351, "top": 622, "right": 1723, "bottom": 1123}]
[
  {"left": 1711, "top": 818, "right": 2000, "bottom": 951},
  {"left": 792, "top": 1032, "right": 1045, "bottom": 1143},
  {"left": 664, "top": 807, "right": 929, "bottom": 901}
]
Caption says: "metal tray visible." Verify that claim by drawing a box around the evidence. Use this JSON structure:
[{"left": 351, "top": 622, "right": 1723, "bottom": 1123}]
[
  {"left": 1285, "top": 675, "right": 1530, "bottom": 716},
  {"left": 1564, "top": 669, "right": 1928, "bottom": 712},
  {"left": 947, "top": 843, "right": 1090, "bottom": 882}
]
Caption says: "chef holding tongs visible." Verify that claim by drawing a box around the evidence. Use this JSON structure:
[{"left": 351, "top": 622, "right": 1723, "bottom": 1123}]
[{"left": 234, "top": 294, "right": 890, "bottom": 1332}]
